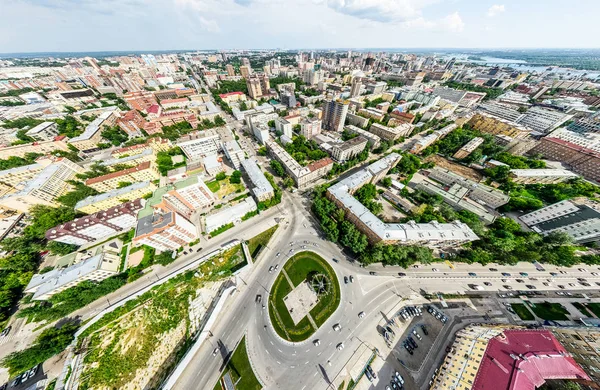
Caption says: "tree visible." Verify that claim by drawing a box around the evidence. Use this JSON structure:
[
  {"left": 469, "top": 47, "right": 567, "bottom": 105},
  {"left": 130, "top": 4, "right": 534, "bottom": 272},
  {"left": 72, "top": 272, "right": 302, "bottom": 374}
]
[
  {"left": 257, "top": 146, "right": 267, "bottom": 156},
  {"left": 230, "top": 170, "right": 242, "bottom": 184},
  {"left": 270, "top": 160, "right": 285, "bottom": 177},
  {"left": 215, "top": 172, "right": 227, "bottom": 181},
  {"left": 380, "top": 177, "right": 392, "bottom": 188},
  {"left": 283, "top": 176, "right": 295, "bottom": 189},
  {"left": 214, "top": 116, "right": 226, "bottom": 126},
  {"left": 340, "top": 221, "right": 368, "bottom": 254},
  {"left": 101, "top": 126, "right": 129, "bottom": 146}
]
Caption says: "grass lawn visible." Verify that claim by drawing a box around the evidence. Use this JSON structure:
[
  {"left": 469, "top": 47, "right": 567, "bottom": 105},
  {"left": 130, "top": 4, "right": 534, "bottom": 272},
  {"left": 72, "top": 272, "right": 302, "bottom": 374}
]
[
  {"left": 586, "top": 303, "right": 600, "bottom": 318},
  {"left": 214, "top": 178, "right": 245, "bottom": 199},
  {"left": 529, "top": 302, "right": 570, "bottom": 321},
  {"left": 572, "top": 302, "right": 593, "bottom": 317},
  {"left": 247, "top": 225, "right": 278, "bottom": 259},
  {"left": 206, "top": 180, "right": 220, "bottom": 193},
  {"left": 268, "top": 251, "right": 340, "bottom": 341},
  {"left": 511, "top": 303, "right": 535, "bottom": 321},
  {"left": 213, "top": 336, "right": 261, "bottom": 390}
]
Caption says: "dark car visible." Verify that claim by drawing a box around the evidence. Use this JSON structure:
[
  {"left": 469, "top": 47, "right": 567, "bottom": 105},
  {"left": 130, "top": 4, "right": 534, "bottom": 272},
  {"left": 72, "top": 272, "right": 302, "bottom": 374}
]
[
  {"left": 421, "top": 325, "right": 429, "bottom": 335},
  {"left": 398, "top": 272, "right": 406, "bottom": 277},
  {"left": 520, "top": 272, "right": 529, "bottom": 276},
  {"left": 502, "top": 272, "right": 511, "bottom": 277},
  {"left": 344, "top": 276, "right": 349, "bottom": 284},
  {"left": 525, "top": 285, "right": 537, "bottom": 289},
  {"left": 369, "top": 271, "right": 377, "bottom": 275},
  {"left": 468, "top": 272, "right": 477, "bottom": 277}
]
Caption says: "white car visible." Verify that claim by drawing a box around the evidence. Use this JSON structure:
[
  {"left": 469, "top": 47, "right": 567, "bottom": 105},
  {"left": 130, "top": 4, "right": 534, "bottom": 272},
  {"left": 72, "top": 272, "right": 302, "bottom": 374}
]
[
  {"left": 336, "top": 342, "right": 345, "bottom": 350},
  {"left": 313, "top": 339, "right": 321, "bottom": 346},
  {"left": 432, "top": 268, "right": 439, "bottom": 272},
  {"left": 358, "top": 311, "right": 366, "bottom": 318},
  {"left": 333, "top": 324, "right": 341, "bottom": 331}
]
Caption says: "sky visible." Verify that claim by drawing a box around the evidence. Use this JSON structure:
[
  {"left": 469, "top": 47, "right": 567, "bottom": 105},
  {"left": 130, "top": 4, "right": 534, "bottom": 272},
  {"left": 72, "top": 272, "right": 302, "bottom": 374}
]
[{"left": 0, "top": 0, "right": 599, "bottom": 53}]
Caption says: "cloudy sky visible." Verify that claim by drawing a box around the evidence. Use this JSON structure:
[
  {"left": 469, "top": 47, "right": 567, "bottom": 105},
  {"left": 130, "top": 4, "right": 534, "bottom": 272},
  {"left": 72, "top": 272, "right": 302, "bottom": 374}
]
[{"left": 0, "top": 0, "right": 598, "bottom": 53}]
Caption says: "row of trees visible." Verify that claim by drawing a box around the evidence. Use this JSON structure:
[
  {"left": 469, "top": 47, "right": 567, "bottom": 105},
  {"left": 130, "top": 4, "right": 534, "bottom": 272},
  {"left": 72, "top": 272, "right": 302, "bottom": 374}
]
[{"left": 283, "top": 136, "right": 328, "bottom": 166}]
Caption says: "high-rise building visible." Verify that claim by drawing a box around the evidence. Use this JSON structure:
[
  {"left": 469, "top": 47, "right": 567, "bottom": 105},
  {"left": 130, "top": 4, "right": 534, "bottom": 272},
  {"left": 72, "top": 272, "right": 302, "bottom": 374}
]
[
  {"left": 350, "top": 78, "right": 362, "bottom": 98},
  {"left": 240, "top": 65, "right": 250, "bottom": 79},
  {"left": 246, "top": 75, "right": 263, "bottom": 99},
  {"left": 225, "top": 64, "right": 235, "bottom": 77},
  {"left": 322, "top": 99, "right": 349, "bottom": 132},
  {"left": 300, "top": 118, "right": 322, "bottom": 139},
  {"left": 259, "top": 74, "right": 270, "bottom": 95}
]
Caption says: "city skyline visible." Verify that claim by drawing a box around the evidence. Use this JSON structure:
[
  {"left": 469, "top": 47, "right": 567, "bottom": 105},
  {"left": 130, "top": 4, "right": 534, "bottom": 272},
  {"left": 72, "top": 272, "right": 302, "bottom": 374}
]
[{"left": 1, "top": 0, "right": 599, "bottom": 53}]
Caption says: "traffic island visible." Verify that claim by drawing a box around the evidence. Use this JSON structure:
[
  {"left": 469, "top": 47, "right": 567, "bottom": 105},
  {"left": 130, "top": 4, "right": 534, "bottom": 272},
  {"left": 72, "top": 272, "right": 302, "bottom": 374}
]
[{"left": 268, "top": 251, "right": 341, "bottom": 342}]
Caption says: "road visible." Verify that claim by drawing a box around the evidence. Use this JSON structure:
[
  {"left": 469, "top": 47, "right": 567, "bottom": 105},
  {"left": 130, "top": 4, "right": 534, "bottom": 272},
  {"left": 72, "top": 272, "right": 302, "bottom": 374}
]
[{"left": 173, "top": 189, "right": 600, "bottom": 390}]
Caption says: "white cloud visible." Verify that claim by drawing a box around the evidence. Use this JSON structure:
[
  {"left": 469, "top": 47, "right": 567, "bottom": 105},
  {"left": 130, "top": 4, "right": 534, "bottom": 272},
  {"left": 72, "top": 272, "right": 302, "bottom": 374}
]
[
  {"left": 321, "top": 0, "right": 438, "bottom": 23},
  {"left": 440, "top": 12, "right": 464, "bottom": 32},
  {"left": 487, "top": 4, "right": 505, "bottom": 17}
]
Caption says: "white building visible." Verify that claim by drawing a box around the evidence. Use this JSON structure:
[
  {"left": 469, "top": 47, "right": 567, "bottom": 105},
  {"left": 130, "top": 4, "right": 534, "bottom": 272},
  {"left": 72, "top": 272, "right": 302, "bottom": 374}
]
[
  {"left": 204, "top": 198, "right": 257, "bottom": 234},
  {"left": 241, "top": 159, "right": 274, "bottom": 202},
  {"left": 0, "top": 158, "right": 84, "bottom": 212},
  {"left": 300, "top": 117, "right": 322, "bottom": 139},
  {"left": 25, "top": 241, "right": 121, "bottom": 301},
  {"left": 330, "top": 136, "right": 368, "bottom": 162},
  {"left": 275, "top": 117, "right": 293, "bottom": 138},
  {"left": 344, "top": 125, "right": 381, "bottom": 150},
  {"left": 223, "top": 140, "right": 245, "bottom": 169},
  {"left": 369, "top": 122, "right": 412, "bottom": 142},
  {"left": 509, "top": 169, "right": 579, "bottom": 184},
  {"left": 25, "top": 121, "right": 59, "bottom": 141},
  {"left": 547, "top": 128, "right": 600, "bottom": 153},
  {"left": 204, "top": 154, "right": 224, "bottom": 176},
  {"left": 326, "top": 154, "right": 478, "bottom": 247},
  {"left": 177, "top": 130, "right": 221, "bottom": 160},
  {"left": 161, "top": 176, "right": 216, "bottom": 219},
  {"left": 134, "top": 208, "right": 198, "bottom": 251}
]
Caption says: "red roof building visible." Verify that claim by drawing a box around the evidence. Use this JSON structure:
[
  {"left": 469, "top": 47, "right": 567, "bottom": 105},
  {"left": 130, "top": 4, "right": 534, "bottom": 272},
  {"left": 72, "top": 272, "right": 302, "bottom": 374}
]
[{"left": 472, "top": 329, "right": 589, "bottom": 390}]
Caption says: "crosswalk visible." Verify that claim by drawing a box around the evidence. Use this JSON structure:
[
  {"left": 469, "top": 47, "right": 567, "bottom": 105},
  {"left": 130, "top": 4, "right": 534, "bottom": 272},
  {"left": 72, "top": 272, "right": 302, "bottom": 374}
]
[{"left": 0, "top": 332, "right": 16, "bottom": 345}]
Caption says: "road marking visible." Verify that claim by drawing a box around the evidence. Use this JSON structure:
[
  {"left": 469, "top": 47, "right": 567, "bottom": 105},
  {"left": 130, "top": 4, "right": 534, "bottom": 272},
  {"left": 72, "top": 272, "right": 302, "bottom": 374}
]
[
  {"left": 278, "top": 349, "right": 282, "bottom": 353},
  {"left": 270, "top": 340, "right": 274, "bottom": 345},
  {"left": 305, "top": 349, "right": 310, "bottom": 352},
  {"left": 266, "top": 350, "right": 270, "bottom": 355},
  {"left": 277, "top": 361, "right": 281, "bottom": 365},
  {"left": 305, "top": 361, "right": 309, "bottom": 365},
  {"left": 290, "top": 365, "right": 295, "bottom": 368},
  {"left": 258, "top": 335, "right": 261, "bottom": 340},
  {"left": 318, "top": 352, "right": 322, "bottom": 356},
  {"left": 302, "top": 386, "right": 306, "bottom": 390},
  {"left": 313, "top": 372, "right": 317, "bottom": 377}
]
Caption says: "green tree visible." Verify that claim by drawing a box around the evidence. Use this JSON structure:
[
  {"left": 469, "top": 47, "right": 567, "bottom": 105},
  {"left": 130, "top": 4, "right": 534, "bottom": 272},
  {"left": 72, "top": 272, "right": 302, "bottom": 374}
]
[
  {"left": 230, "top": 170, "right": 242, "bottom": 184},
  {"left": 101, "top": 126, "right": 129, "bottom": 146},
  {"left": 215, "top": 172, "right": 227, "bottom": 181},
  {"left": 380, "top": 177, "right": 392, "bottom": 188},
  {"left": 270, "top": 160, "right": 285, "bottom": 177},
  {"left": 339, "top": 221, "right": 368, "bottom": 254}
]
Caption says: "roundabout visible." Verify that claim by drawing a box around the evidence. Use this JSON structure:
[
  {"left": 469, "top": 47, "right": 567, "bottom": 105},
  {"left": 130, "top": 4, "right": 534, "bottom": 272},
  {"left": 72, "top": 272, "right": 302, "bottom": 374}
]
[{"left": 268, "top": 251, "right": 341, "bottom": 342}]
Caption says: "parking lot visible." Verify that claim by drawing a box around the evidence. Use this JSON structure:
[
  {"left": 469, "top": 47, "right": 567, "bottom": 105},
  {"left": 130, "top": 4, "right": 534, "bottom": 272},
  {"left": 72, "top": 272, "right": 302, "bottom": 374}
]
[{"left": 392, "top": 307, "right": 447, "bottom": 372}]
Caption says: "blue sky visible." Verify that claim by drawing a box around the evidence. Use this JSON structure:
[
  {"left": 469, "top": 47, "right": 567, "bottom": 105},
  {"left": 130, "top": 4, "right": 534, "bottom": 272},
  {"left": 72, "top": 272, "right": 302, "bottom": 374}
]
[{"left": 0, "top": 0, "right": 598, "bottom": 53}]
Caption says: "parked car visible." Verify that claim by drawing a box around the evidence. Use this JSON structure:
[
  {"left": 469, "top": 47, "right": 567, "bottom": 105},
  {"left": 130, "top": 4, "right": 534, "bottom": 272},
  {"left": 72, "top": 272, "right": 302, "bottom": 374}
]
[{"left": 333, "top": 324, "right": 341, "bottom": 331}]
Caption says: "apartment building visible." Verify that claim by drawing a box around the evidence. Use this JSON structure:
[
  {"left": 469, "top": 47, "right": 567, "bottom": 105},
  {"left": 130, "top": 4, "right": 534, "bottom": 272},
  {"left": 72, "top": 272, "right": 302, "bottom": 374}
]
[
  {"left": 0, "top": 136, "right": 71, "bottom": 160},
  {"left": 326, "top": 154, "right": 478, "bottom": 247},
  {"left": 275, "top": 117, "right": 293, "bottom": 138},
  {"left": 330, "top": 136, "right": 368, "bottom": 162},
  {"left": 467, "top": 113, "right": 531, "bottom": 139},
  {"left": 203, "top": 198, "right": 257, "bottom": 234},
  {"left": 241, "top": 158, "right": 274, "bottom": 202},
  {"left": 430, "top": 325, "right": 590, "bottom": 390},
  {"left": 25, "top": 241, "right": 121, "bottom": 301},
  {"left": 453, "top": 137, "right": 484, "bottom": 159},
  {"left": 124, "top": 91, "right": 158, "bottom": 112},
  {"left": 265, "top": 140, "right": 333, "bottom": 189},
  {"left": 0, "top": 158, "right": 84, "bottom": 212},
  {"left": 518, "top": 106, "right": 572, "bottom": 134},
  {"left": 322, "top": 99, "right": 349, "bottom": 132},
  {"left": 218, "top": 92, "right": 247, "bottom": 105},
  {"left": 346, "top": 112, "right": 370, "bottom": 129},
  {"left": 551, "top": 327, "right": 600, "bottom": 385},
  {"left": 369, "top": 122, "right": 412, "bottom": 142},
  {"left": 143, "top": 110, "right": 198, "bottom": 135},
  {"left": 530, "top": 137, "right": 600, "bottom": 183},
  {"left": 75, "top": 181, "right": 157, "bottom": 214},
  {"left": 509, "top": 169, "right": 579, "bottom": 184},
  {"left": 159, "top": 176, "right": 216, "bottom": 219},
  {"left": 46, "top": 199, "right": 144, "bottom": 246},
  {"left": 223, "top": 140, "right": 245, "bottom": 169},
  {"left": 117, "top": 109, "right": 146, "bottom": 137},
  {"left": 427, "top": 167, "right": 510, "bottom": 209},
  {"left": 134, "top": 206, "right": 198, "bottom": 251},
  {"left": 0, "top": 158, "right": 52, "bottom": 193},
  {"left": 177, "top": 130, "right": 221, "bottom": 160},
  {"left": 357, "top": 107, "right": 385, "bottom": 122},
  {"left": 246, "top": 75, "right": 263, "bottom": 99},
  {"left": 568, "top": 112, "right": 600, "bottom": 134},
  {"left": 69, "top": 109, "right": 119, "bottom": 151},
  {"left": 25, "top": 121, "right": 58, "bottom": 141},
  {"left": 101, "top": 148, "right": 156, "bottom": 169},
  {"left": 547, "top": 127, "right": 600, "bottom": 153},
  {"left": 520, "top": 199, "right": 600, "bottom": 244},
  {"left": 248, "top": 112, "right": 276, "bottom": 144},
  {"left": 85, "top": 161, "right": 160, "bottom": 192},
  {"left": 111, "top": 137, "right": 172, "bottom": 159},
  {"left": 411, "top": 124, "right": 458, "bottom": 155},
  {"left": 344, "top": 125, "right": 381, "bottom": 150},
  {"left": 300, "top": 117, "right": 322, "bottom": 139}
]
